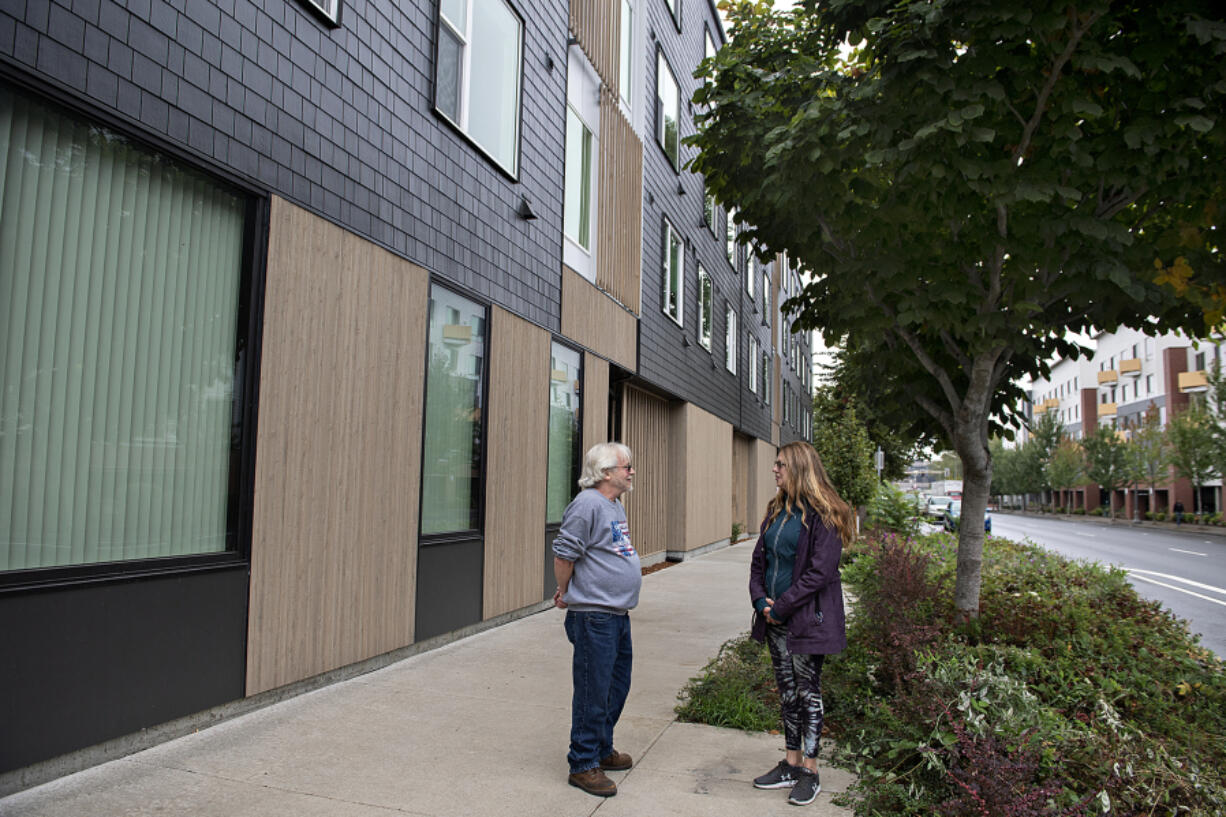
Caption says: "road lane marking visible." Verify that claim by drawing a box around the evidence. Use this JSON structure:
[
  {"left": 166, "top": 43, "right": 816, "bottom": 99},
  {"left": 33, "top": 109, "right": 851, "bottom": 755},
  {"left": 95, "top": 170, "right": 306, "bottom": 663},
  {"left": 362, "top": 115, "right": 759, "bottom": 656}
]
[
  {"left": 1074, "top": 533, "right": 1097, "bottom": 538},
  {"left": 1126, "top": 569, "right": 1226, "bottom": 607},
  {"left": 1170, "top": 548, "right": 1209, "bottom": 557}
]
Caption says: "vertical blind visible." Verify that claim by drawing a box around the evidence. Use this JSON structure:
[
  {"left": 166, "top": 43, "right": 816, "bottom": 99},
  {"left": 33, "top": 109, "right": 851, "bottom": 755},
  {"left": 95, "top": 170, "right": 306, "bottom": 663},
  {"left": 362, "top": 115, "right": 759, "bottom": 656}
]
[{"left": 0, "top": 86, "right": 246, "bottom": 571}]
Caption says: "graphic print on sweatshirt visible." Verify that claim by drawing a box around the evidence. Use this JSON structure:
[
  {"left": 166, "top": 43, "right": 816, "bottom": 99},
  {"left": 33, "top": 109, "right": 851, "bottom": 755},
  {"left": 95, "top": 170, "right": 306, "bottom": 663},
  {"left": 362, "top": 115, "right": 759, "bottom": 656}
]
[{"left": 610, "top": 520, "right": 635, "bottom": 557}]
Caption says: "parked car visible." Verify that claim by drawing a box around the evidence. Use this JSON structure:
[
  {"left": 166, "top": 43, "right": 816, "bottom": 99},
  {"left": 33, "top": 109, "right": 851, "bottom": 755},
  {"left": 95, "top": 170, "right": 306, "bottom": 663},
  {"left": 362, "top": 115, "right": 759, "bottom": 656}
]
[
  {"left": 925, "top": 495, "right": 953, "bottom": 519},
  {"left": 943, "top": 500, "right": 992, "bottom": 533}
]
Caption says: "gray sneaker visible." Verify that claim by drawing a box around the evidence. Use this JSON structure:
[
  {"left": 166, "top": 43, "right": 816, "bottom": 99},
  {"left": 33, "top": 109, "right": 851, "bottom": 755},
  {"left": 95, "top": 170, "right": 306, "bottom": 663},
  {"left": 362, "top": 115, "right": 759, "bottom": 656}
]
[
  {"left": 788, "top": 767, "right": 821, "bottom": 805},
  {"left": 753, "top": 759, "right": 800, "bottom": 789}
]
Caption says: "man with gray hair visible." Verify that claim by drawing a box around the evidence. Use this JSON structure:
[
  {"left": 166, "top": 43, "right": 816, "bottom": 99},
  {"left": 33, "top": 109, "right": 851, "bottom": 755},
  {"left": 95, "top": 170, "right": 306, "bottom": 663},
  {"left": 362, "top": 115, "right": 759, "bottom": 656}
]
[{"left": 552, "top": 442, "right": 641, "bottom": 797}]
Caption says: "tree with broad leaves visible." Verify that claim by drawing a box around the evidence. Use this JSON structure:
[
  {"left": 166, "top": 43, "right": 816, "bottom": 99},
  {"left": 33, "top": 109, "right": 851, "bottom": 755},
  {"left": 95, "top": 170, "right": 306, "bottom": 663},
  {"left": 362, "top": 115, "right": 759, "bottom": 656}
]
[
  {"left": 1127, "top": 403, "right": 1168, "bottom": 518},
  {"left": 811, "top": 390, "right": 879, "bottom": 510},
  {"left": 692, "top": 0, "right": 1224, "bottom": 617},
  {"left": 1028, "top": 409, "right": 1067, "bottom": 508},
  {"left": 1167, "top": 399, "right": 1218, "bottom": 517},
  {"left": 1082, "top": 427, "right": 1130, "bottom": 518},
  {"left": 1045, "top": 439, "right": 1085, "bottom": 510}
]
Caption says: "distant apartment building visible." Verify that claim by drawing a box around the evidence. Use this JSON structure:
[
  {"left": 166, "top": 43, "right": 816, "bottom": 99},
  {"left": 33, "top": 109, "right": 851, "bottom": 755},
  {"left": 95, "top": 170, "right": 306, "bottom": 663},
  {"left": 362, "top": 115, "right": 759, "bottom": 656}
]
[
  {"left": 0, "top": 0, "right": 814, "bottom": 786},
  {"left": 1027, "top": 326, "right": 1222, "bottom": 514}
]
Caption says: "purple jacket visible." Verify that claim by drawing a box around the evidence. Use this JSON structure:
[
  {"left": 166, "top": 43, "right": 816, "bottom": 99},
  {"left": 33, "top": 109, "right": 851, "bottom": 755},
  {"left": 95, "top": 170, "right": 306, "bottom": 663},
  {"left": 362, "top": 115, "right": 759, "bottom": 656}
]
[{"left": 749, "top": 508, "right": 847, "bottom": 655}]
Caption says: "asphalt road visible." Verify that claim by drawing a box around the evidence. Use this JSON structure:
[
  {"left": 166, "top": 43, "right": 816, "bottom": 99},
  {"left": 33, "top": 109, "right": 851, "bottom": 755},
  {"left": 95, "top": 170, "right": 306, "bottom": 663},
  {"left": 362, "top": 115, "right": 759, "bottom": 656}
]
[{"left": 986, "top": 513, "right": 1226, "bottom": 659}]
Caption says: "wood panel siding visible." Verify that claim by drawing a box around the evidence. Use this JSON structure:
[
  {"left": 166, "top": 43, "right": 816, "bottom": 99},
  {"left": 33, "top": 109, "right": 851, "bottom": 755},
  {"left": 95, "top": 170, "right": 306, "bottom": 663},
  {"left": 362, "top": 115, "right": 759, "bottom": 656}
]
[
  {"left": 621, "top": 386, "right": 672, "bottom": 560},
  {"left": 561, "top": 265, "right": 637, "bottom": 370},
  {"left": 569, "top": 0, "right": 620, "bottom": 98},
  {"left": 677, "top": 404, "right": 733, "bottom": 553},
  {"left": 483, "top": 308, "right": 551, "bottom": 618},
  {"left": 749, "top": 437, "right": 778, "bottom": 528},
  {"left": 732, "top": 433, "right": 753, "bottom": 534},
  {"left": 583, "top": 355, "right": 610, "bottom": 452},
  {"left": 596, "top": 91, "right": 643, "bottom": 314},
  {"left": 247, "top": 197, "right": 427, "bottom": 695}
]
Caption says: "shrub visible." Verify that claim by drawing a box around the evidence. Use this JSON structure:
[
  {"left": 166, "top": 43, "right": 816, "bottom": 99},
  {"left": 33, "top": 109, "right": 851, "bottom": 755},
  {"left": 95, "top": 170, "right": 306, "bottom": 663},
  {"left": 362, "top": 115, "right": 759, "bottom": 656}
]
[
  {"left": 731, "top": 521, "right": 744, "bottom": 541},
  {"left": 1155, "top": 511, "right": 1167, "bottom": 522},
  {"left": 1145, "top": 511, "right": 1155, "bottom": 521},
  {"left": 1073, "top": 507, "right": 1085, "bottom": 515},
  {"left": 679, "top": 532, "right": 1226, "bottom": 817},
  {"left": 865, "top": 482, "right": 922, "bottom": 538},
  {"left": 1054, "top": 505, "right": 1066, "bottom": 515},
  {"left": 1090, "top": 506, "right": 1104, "bottom": 516},
  {"left": 675, "top": 635, "right": 778, "bottom": 731}
]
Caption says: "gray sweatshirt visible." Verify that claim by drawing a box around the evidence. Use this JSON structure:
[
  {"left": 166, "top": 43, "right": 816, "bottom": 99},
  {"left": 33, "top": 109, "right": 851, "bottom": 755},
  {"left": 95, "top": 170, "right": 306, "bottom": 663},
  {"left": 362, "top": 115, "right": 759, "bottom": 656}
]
[{"left": 552, "top": 488, "right": 642, "bottom": 614}]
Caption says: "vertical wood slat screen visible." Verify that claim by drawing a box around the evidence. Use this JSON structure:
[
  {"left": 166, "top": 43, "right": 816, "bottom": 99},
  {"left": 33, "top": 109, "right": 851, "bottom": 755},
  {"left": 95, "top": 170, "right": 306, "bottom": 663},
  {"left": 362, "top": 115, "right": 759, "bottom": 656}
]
[
  {"left": 569, "top": 0, "right": 620, "bottom": 99},
  {"left": 247, "top": 198, "right": 427, "bottom": 695},
  {"left": 483, "top": 308, "right": 550, "bottom": 619},
  {"left": 621, "top": 386, "right": 669, "bottom": 559},
  {"left": 0, "top": 86, "right": 245, "bottom": 571},
  {"left": 596, "top": 88, "right": 642, "bottom": 315}
]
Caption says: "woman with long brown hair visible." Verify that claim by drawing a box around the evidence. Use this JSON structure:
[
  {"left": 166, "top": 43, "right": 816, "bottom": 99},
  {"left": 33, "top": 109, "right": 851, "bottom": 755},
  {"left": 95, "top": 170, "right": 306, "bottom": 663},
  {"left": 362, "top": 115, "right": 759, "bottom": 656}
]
[{"left": 748, "top": 441, "right": 852, "bottom": 806}]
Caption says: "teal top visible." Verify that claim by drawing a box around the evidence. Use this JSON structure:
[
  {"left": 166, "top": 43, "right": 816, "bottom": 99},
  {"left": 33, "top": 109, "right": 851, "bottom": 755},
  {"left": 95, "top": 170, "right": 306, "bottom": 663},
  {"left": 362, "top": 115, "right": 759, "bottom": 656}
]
[{"left": 754, "top": 508, "right": 804, "bottom": 613}]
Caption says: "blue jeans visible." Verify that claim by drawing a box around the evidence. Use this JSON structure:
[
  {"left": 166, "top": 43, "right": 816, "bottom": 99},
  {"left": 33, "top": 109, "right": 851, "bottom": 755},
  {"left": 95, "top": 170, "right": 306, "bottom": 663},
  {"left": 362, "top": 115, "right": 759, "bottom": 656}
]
[{"left": 564, "top": 610, "right": 633, "bottom": 773}]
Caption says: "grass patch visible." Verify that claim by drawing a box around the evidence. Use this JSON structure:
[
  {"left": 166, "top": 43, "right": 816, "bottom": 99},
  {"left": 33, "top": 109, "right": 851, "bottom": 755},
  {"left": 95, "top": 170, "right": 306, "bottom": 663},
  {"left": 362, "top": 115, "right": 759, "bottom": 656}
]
[{"left": 676, "top": 529, "right": 1226, "bottom": 816}]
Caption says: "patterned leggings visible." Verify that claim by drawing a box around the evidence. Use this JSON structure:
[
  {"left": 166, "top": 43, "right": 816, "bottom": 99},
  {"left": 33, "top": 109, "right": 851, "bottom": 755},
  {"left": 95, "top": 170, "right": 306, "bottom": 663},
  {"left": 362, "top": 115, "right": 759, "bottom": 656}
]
[{"left": 765, "top": 622, "right": 826, "bottom": 759}]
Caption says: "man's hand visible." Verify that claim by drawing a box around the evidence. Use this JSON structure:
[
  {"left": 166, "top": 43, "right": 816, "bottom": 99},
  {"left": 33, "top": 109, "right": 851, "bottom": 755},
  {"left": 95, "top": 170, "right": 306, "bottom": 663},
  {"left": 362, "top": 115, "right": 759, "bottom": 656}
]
[{"left": 553, "top": 556, "right": 574, "bottom": 609}]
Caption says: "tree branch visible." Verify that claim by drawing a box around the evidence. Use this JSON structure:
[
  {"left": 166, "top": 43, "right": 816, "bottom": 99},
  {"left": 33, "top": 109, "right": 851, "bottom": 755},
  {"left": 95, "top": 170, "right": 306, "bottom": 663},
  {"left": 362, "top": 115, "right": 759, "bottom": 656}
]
[{"left": 1013, "top": 9, "right": 1105, "bottom": 164}]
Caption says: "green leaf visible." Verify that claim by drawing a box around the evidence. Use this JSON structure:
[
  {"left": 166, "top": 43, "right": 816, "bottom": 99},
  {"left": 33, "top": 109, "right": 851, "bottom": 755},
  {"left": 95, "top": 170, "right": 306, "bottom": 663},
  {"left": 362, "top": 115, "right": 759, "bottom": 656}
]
[
  {"left": 1071, "top": 99, "right": 1104, "bottom": 118},
  {"left": 1175, "top": 115, "right": 1215, "bottom": 133}
]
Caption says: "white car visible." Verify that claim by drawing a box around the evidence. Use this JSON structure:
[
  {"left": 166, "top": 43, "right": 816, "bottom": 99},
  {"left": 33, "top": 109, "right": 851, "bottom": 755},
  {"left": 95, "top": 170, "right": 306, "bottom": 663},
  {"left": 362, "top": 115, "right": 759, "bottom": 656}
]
[{"left": 925, "top": 496, "right": 953, "bottom": 519}]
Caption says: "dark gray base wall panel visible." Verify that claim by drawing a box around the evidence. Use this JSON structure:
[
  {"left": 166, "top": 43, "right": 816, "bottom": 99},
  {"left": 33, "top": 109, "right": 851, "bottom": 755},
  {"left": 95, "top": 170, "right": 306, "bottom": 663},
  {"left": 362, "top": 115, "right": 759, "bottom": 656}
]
[
  {"left": 0, "top": 566, "right": 249, "bottom": 773},
  {"left": 416, "top": 538, "right": 483, "bottom": 643}
]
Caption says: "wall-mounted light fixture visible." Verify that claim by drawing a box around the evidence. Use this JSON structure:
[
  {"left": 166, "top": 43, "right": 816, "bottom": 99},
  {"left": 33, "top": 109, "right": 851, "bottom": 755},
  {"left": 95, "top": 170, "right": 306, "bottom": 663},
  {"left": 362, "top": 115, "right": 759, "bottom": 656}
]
[
  {"left": 517, "top": 196, "right": 538, "bottom": 220},
  {"left": 676, "top": 181, "right": 685, "bottom": 196}
]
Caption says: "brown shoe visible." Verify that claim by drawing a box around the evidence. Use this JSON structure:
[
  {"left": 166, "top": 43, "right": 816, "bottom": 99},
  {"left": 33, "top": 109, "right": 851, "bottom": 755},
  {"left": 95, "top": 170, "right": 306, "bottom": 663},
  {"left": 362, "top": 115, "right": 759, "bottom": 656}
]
[
  {"left": 600, "top": 750, "right": 633, "bottom": 771},
  {"left": 568, "top": 767, "right": 617, "bottom": 797}
]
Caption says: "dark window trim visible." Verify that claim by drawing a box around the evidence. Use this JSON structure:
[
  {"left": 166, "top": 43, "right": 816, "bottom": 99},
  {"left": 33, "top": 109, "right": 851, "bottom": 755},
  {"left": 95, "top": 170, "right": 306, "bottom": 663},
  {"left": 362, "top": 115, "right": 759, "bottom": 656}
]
[
  {"left": 654, "top": 45, "right": 682, "bottom": 175},
  {"left": 429, "top": 0, "right": 527, "bottom": 182},
  {"left": 418, "top": 277, "right": 493, "bottom": 542},
  {"left": 0, "top": 77, "right": 267, "bottom": 594},
  {"left": 545, "top": 337, "right": 586, "bottom": 525}
]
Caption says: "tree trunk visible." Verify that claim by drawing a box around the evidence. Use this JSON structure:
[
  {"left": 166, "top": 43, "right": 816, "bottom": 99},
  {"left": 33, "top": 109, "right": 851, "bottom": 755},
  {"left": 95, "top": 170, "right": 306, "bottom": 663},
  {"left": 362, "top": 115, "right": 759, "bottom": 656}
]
[{"left": 952, "top": 431, "right": 991, "bottom": 620}]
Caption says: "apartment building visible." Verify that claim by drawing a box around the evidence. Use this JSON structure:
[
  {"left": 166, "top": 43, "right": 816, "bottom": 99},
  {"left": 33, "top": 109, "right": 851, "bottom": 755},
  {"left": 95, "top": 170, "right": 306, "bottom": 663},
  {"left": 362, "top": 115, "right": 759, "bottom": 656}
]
[
  {"left": 0, "top": 0, "right": 813, "bottom": 785},
  {"left": 1027, "top": 327, "right": 1221, "bottom": 514}
]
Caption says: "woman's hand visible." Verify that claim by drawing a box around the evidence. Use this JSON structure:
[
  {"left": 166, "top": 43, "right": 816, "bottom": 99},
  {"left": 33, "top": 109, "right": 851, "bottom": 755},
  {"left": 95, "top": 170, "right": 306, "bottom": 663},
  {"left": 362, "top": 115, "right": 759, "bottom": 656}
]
[{"left": 763, "top": 597, "right": 779, "bottom": 624}]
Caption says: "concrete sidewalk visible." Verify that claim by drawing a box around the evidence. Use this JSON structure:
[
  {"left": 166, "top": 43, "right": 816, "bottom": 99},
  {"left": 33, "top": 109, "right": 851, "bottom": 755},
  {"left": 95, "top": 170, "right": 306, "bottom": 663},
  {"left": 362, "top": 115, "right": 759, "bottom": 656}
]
[{"left": 1, "top": 541, "right": 854, "bottom": 817}]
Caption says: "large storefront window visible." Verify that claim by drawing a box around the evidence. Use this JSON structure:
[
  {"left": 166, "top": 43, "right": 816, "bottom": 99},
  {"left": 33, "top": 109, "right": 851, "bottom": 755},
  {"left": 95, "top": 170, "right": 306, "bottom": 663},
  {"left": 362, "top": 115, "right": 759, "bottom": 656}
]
[
  {"left": 0, "top": 85, "right": 248, "bottom": 572},
  {"left": 546, "top": 343, "right": 581, "bottom": 522},
  {"left": 421, "top": 285, "right": 487, "bottom": 534}
]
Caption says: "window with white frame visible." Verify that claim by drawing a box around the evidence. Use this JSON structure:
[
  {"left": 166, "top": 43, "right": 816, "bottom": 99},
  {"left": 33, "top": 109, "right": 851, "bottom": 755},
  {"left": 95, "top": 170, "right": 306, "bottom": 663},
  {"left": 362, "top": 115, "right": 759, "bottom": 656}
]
[
  {"left": 564, "top": 49, "right": 601, "bottom": 280},
  {"left": 762, "top": 350, "right": 771, "bottom": 404},
  {"left": 619, "top": 0, "right": 634, "bottom": 107},
  {"left": 662, "top": 218, "right": 683, "bottom": 325},
  {"left": 435, "top": 0, "right": 523, "bottom": 175},
  {"left": 656, "top": 49, "right": 681, "bottom": 171},
  {"left": 299, "top": 0, "right": 340, "bottom": 25},
  {"left": 564, "top": 105, "right": 593, "bottom": 252},
  {"left": 725, "top": 305, "right": 737, "bottom": 373},
  {"left": 762, "top": 268, "right": 771, "bottom": 325},
  {"left": 697, "top": 265, "right": 713, "bottom": 350},
  {"left": 703, "top": 181, "right": 716, "bottom": 231},
  {"left": 663, "top": 0, "right": 681, "bottom": 30},
  {"left": 749, "top": 335, "right": 759, "bottom": 394}
]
